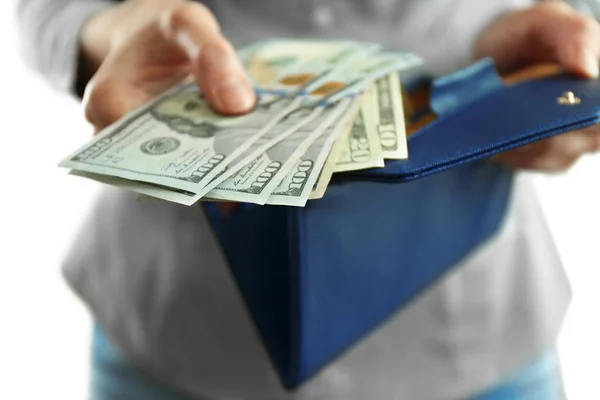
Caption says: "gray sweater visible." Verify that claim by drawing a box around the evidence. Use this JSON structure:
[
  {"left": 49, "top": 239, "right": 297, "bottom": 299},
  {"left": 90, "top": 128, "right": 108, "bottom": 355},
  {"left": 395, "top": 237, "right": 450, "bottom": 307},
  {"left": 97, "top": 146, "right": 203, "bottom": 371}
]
[
  {"left": 16, "top": 0, "right": 113, "bottom": 94},
  {"left": 14, "top": 1, "right": 571, "bottom": 399}
]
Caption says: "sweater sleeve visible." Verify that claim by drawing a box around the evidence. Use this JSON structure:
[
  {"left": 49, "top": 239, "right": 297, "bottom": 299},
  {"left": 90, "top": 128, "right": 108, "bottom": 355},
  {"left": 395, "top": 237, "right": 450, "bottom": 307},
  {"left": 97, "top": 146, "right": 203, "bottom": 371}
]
[{"left": 15, "top": 0, "right": 115, "bottom": 97}]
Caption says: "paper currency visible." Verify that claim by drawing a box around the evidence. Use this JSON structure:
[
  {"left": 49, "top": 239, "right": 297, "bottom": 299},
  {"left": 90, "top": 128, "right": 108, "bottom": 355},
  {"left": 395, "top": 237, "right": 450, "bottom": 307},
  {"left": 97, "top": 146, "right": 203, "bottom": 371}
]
[
  {"left": 76, "top": 99, "right": 354, "bottom": 207},
  {"left": 313, "top": 52, "right": 422, "bottom": 104},
  {"left": 267, "top": 98, "right": 361, "bottom": 206},
  {"left": 59, "top": 85, "right": 298, "bottom": 201},
  {"left": 60, "top": 38, "right": 423, "bottom": 207},
  {"left": 206, "top": 99, "right": 351, "bottom": 204},
  {"left": 374, "top": 72, "right": 408, "bottom": 159},
  {"left": 197, "top": 51, "right": 418, "bottom": 197},
  {"left": 239, "top": 39, "right": 378, "bottom": 90},
  {"left": 308, "top": 117, "right": 355, "bottom": 201},
  {"left": 333, "top": 89, "right": 384, "bottom": 173},
  {"left": 60, "top": 42, "right": 379, "bottom": 201},
  {"left": 202, "top": 106, "right": 323, "bottom": 204}
]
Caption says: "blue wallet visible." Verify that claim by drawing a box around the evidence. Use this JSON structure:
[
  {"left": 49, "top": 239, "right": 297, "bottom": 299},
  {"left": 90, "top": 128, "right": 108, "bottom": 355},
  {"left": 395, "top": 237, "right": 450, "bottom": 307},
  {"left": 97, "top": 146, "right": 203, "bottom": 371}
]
[{"left": 203, "top": 59, "right": 600, "bottom": 389}]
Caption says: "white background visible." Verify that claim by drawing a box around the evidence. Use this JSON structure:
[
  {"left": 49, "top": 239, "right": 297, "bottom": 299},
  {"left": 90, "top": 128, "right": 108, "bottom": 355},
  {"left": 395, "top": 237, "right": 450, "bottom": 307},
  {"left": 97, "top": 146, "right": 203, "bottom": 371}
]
[{"left": 1, "top": 1, "right": 599, "bottom": 399}]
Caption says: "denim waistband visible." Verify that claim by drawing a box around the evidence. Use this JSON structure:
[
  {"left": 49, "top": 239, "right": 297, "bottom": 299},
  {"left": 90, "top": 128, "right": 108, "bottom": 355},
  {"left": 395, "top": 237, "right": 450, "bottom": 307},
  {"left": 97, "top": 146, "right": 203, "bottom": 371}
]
[{"left": 91, "top": 325, "right": 565, "bottom": 400}]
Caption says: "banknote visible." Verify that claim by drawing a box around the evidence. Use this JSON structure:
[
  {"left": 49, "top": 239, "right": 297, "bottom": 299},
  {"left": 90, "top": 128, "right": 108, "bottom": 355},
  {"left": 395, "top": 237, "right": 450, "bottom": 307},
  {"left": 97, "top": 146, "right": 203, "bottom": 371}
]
[
  {"left": 311, "top": 52, "right": 422, "bottom": 105},
  {"left": 206, "top": 99, "right": 352, "bottom": 204},
  {"left": 59, "top": 85, "right": 300, "bottom": 202},
  {"left": 308, "top": 116, "right": 355, "bottom": 201},
  {"left": 374, "top": 72, "right": 408, "bottom": 159},
  {"left": 69, "top": 107, "right": 358, "bottom": 206},
  {"left": 333, "top": 88, "right": 384, "bottom": 173},
  {"left": 68, "top": 105, "right": 352, "bottom": 208},
  {"left": 70, "top": 99, "right": 353, "bottom": 207},
  {"left": 194, "top": 51, "right": 417, "bottom": 198},
  {"left": 60, "top": 39, "right": 418, "bottom": 208},
  {"left": 238, "top": 38, "right": 379, "bottom": 87},
  {"left": 60, "top": 51, "right": 397, "bottom": 205},
  {"left": 60, "top": 41, "right": 375, "bottom": 200},
  {"left": 267, "top": 98, "right": 361, "bottom": 206},
  {"left": 201, "top": 106, "right": 323, "bottom": 204}
]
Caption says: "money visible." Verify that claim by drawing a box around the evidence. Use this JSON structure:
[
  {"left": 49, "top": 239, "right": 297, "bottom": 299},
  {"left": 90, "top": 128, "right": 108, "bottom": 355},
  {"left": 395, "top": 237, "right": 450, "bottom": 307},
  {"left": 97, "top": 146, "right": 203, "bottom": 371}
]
[
  {"left": 196, "top": 51, "right": 417, "bottom": 197},
  {"left": 206, "top": 99, "right": 351, "bottom": 204},
  {"left": 60, "top": 42, "right": 377, "bottom": 201},
  {"left": 313, "top": 52, "right": 422, "bottom": 104},
  {"left": 267, "top": 98, "right": 361, "bottom": 206},
  {"left": 333, "top": 88, "right": 384, "bottom": 173},
  {"left": 59, "top": 85, "right": 298, "bottom": 202},
  {"left": 308, "top": 117, "right": 355, "bottom": 201},
  {"left": 59, "top": 38, "right": 424, "bottom": 207},
  {"left": 239, "top": 39, "right": 379, "bottom": 90},
  {"left": 202, "top": 106, "right": 323, "bottom": 204},
  {"left": 374, "top": 72, "right": 408, "bottom": 159}
]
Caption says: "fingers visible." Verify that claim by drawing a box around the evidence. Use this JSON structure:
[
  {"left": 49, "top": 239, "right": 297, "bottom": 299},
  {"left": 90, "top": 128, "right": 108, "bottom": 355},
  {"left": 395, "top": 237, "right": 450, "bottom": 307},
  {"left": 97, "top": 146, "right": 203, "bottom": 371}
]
[
  {"left": 83, "top": 78, "right": 144, "bottom": 132},
  {"left": 493, "top": 126, "right": 600, "bottom": 172},
  {"left": 529, "top": 1, "right": 600, "bottom": 78},
  {"left": 160, "top": 2, "right": 256, "bottom": 115},
  {"left": 474, "top": 1, "right": 600, "bottom": 77},
  {"left": 83, "top": 1, "right": 256, "bottom": 133}
]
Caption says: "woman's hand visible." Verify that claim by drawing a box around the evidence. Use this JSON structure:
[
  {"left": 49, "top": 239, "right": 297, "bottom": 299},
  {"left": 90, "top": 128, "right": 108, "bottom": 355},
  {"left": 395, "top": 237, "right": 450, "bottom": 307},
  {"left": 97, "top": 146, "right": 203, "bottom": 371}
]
[
  {"left": 80, "top": 0, "right": 255, "bottom": 133},
  {"left": 474, "top": 1, "right": 600, "bottom": 172}
]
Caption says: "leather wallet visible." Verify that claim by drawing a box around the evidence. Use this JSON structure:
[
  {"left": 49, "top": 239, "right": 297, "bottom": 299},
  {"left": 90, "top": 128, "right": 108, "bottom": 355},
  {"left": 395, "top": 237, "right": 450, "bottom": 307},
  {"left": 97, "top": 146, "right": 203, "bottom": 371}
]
[
  {"left": 202, "top": 58, "right": 600, "bottom": 389},
  {"left": 337, "top": 58, "right": 600, "bottom": 183}
]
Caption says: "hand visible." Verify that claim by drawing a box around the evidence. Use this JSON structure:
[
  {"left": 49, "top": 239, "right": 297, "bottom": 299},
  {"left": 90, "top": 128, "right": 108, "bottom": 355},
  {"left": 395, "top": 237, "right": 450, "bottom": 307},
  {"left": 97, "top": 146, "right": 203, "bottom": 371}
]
[
  {"left": 80, "top": 0, "right": 256, "bottom": 133},
  {"left": 473, "top": 1, "right": 600, "bottom": 172}
]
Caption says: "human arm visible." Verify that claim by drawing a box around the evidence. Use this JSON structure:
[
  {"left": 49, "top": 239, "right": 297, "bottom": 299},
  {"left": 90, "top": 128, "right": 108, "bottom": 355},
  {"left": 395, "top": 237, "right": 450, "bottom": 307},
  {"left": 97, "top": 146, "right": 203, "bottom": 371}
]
[{"left": 15, "top": 0, "right": 256, "bottom": 132}]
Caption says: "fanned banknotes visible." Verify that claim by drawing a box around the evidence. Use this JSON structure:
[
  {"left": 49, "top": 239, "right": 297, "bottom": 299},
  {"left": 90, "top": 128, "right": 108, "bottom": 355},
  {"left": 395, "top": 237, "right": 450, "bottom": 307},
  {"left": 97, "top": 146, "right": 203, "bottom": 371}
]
[{"left": 59, "top": 38, "right": 422, "bottom": 207}]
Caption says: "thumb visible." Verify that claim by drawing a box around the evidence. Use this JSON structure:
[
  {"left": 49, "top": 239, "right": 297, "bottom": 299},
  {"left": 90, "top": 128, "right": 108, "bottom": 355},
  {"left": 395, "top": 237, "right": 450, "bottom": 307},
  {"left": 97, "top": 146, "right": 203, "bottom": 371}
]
[{"left": 160, "top": 3, "right": 256, "bottom": 115}]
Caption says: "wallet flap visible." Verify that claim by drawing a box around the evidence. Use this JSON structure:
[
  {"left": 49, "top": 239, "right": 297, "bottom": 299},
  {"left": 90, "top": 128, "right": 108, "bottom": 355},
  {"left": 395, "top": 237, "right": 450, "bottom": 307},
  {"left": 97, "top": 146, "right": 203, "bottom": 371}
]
[
  {"left": 430, "top": 58, "right": 504, "bottom": 117},
  {"left": 335, "top": 64, "right": 600, "bottom": 183}
]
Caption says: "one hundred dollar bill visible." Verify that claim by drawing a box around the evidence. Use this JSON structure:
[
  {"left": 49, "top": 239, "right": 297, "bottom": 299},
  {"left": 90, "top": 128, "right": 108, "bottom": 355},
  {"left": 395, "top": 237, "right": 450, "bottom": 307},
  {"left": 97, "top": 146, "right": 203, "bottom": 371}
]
[
  {"left": 59, "top": 85, "right": 299, "bottom": 204},
  {"left": 89, "top": 94, "right": 320, "bottom": 205},
  {"left": 239, "top": 38, "right": 380, "bottom": 104},
  {"left": 72, "top": 100, "right": 353, "bottom": 207},
  {"left": 311, "top": 52, "right": 422, "bottom": 105},
  {"left": 194, "top": 52, "right": 417, "bottom": 199},
  {"left": 374, "top": 72, "right": 408, "bottom": 159},
  {"left": 205, "top": 99, "right": 351, "bottom": 204},
  {"left": 333, "top": 88, "right": 384, "bottom": 172},
  {"left": 238, "top": 38, "right": 380, "bottom": 88},
  {"left": 60, "top": 40, "right": 420, "bottom": 207},
  {"left": 267, "top": 98, "right": 361, "bottom": 206},
  {"left": 190, "top": 99, "right": 318, "bottom": 199},
  {"left": 61, "top": 48, "right": 390, "bottom": 205},
  {"left": 202, "top": 106, "right": 323, "bottom": 204},
  {"left": 60, "top": 42, "right": 370, "bottom": 202},
  {"left": 308, "top": 117, "right": 354, "bottom": 201}
]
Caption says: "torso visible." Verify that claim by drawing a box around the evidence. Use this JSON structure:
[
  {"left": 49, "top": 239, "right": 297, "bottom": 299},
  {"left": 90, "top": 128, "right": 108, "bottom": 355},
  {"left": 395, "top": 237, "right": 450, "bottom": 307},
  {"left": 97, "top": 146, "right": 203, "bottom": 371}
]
[{"left": 64, "top": 1, "right": 570, "bottom": 399}]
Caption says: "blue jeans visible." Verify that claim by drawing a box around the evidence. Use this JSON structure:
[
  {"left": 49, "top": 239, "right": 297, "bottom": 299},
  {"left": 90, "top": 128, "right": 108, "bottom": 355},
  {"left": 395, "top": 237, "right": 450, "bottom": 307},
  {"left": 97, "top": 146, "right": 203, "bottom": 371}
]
[{"left": 91, "top": 326, "right": 565, "bottom": 400}]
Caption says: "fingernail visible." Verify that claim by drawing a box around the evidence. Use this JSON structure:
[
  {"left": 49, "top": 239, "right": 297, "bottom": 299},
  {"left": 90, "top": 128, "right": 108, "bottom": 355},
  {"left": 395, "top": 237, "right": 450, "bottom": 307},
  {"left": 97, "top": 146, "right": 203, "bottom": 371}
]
[
  {"left": 583, "top": 52, "right": 599, "bottom": 78},
  {"left": 216, "top": 78, "right": 255, "bottom": 113}
]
